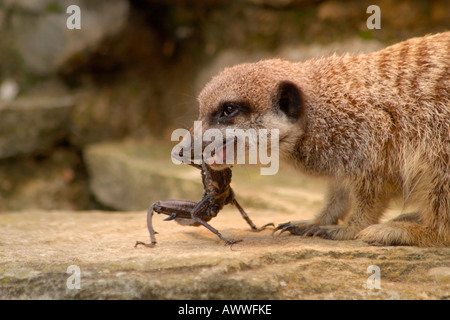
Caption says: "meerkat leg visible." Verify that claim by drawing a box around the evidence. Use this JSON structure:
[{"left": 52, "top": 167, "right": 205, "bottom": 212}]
[
  {"left": 274, "top": 182, "right": 351, "bottom": 235},
  {"left": 315, "top": 182, "right": 351, "bottom": 225},
  {"left": 390, "top": 212, "right": 421, "bottom": 223},
  {"left": 356, "top": 221, "right": 438, "bottom": 246},
  {"left": 291, "top": 184, "right": 389, "bottom": 240},
  {"left": 357, "top": 183, "right": 450, "bottom": 246}
]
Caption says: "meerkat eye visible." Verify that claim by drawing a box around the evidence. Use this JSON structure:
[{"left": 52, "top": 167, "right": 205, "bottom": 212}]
[
  {"left": 211, "top": 101, "right": 249, "bottom": 124},
  {"left": 220, "top": 103, "right": 239, "bottom": 118}
]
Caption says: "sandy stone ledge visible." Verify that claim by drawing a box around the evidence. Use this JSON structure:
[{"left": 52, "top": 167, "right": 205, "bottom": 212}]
[{"left": 0, "top": 210, "right": 448, "bottom": 300}]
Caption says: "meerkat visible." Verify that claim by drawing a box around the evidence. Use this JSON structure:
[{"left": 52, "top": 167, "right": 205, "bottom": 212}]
[{"left": 188, "top": 32, "right": 449, "bottom": 247}]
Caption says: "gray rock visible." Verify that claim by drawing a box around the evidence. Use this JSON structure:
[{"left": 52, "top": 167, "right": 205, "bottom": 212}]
[
  {"left": 0, "top": 148, "right": 90, "bottom": 211},
  {"left": 10, "top": 0, "right": 129, "bottom": 75},
  {"left": 84, "top": 141, "right": 204, "bottom": 211},
  {"left": 245, "top": 0, "right": 314, "bottom": 7},
  {"left": 0, "top": 8, "right": 5, "bottom": 29},
  {"left": 2, "top": 0, "right": 57, "bottom": 12},
  {"left": 0, "top": 96, "right": 76, "bottom": 158}
]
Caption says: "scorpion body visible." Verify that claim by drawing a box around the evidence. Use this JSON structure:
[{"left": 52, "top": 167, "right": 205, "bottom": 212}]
[{"left": 135, "top": 161, "right": 273, "bottom": 247}]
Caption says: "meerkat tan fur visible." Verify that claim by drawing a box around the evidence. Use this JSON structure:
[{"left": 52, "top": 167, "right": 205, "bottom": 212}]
[{"left": 193, "top": 32, "right": 450, "bottom": 247}]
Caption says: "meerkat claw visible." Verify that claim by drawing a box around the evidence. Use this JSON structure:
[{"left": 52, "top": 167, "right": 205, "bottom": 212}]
[
  {"left": 272, "top": 222, "right": 308, "bottom": 236},
  {"left": 272, "top": 222, "right": 292, "bottom": 235}
]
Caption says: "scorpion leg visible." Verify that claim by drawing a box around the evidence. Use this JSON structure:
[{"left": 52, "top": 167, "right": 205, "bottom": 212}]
[
  {"left": 190, "top": 195, "right": 242, "bottom": 246},
  {"left": 135, "top": 203, "right": 158, "bottom": 248},
  {"left": 153, "top": 200, "right": 202, "bottom": 225},
  {"left": 232, "top": 198, "right": 274, "bottom": 232},
  {"left": 135, "top": 200, "right": 199, "bottom": 248},
  {"left": 163, "top": 212, "right": 178, "bottom": 221}
]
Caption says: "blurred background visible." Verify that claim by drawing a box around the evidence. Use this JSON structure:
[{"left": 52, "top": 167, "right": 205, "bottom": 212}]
[{"left": 0, "top": 0, "right": 449, "bottom": 212}]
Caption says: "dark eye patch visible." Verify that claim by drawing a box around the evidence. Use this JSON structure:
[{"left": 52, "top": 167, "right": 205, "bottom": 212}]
[
  {"left": 222, "top": 103, "right": 238, "bottom": 117},
  {"left": 209, "top": 101, "right": 250, "bottom": 124}
]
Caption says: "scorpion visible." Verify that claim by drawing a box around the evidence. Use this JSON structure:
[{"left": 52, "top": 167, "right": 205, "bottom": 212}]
[{"left": 135, "top": 159, "right": 274, "bottom": 247}]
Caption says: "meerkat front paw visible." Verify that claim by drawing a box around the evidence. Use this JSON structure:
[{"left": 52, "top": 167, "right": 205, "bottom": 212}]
[
  {"left": 273, "top": 220, "right": 317, "bottom": 236},
  {"left": 274, "top": 222, "right": 359, "bottom": 240},
  {"left": 302, "top": 225, "right": 360, "bottom": 240}
]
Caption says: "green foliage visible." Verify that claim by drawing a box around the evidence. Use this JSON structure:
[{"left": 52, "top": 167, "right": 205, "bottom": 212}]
[{"left": 46, "top": 2, "right": 63, "bottom": 14}]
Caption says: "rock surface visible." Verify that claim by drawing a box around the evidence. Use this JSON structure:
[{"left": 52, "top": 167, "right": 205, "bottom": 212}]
[
  {"left": 83, "top": 141, "right": 204, "bottom": 211},
  {"left": 5, "top": 0, "right": 129, "bottom": 75},
  {"left": 0, "top": 148, "right": 89, "bottom": 211},
  {"left": 0, "top": 96, "right": 76, "bottom": 158},
  {"left": 0, "top": 209, "right": 448, "bottom": 300}
]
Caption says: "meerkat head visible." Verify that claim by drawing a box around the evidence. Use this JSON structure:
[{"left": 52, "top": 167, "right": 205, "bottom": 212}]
[{"left": 191, "top": 59, "right": 307, "bottom": 171}]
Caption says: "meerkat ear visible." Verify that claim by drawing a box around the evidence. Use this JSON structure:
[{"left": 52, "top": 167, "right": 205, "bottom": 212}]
[{"left": 274, "top": 81, "right": 303, "bottom": 121}]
